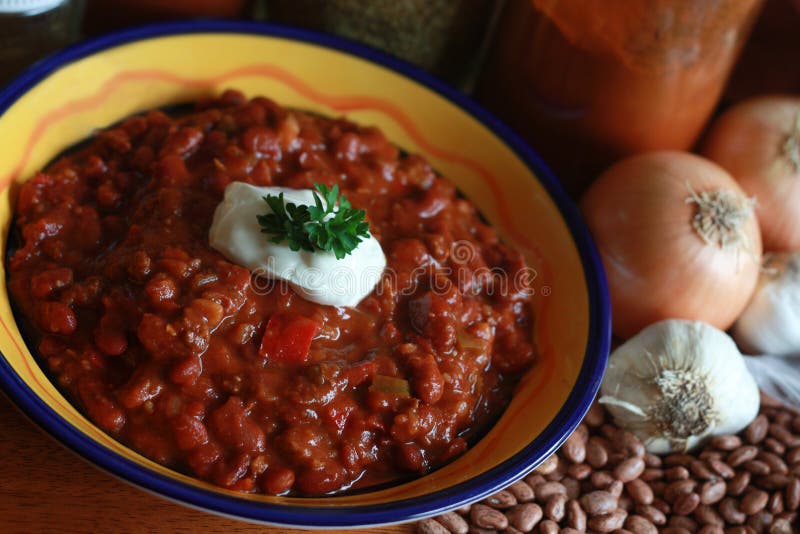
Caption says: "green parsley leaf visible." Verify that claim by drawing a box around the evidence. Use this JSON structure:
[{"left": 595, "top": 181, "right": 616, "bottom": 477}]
[{"left": 257, "top": 183, "right": 371, "bottom": 259}]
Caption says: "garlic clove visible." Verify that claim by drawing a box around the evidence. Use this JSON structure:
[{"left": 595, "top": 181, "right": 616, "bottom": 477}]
[
  {"left": 733, "top": 252, "right": 800, "bottom": 356},
  {"left": 600, "top": 319, "right": 760, "bottom": 454}
]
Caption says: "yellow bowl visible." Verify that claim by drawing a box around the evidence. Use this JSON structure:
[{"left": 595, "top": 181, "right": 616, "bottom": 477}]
[{"left": 0, "top": 21, "right": 610, "bottom": 527}]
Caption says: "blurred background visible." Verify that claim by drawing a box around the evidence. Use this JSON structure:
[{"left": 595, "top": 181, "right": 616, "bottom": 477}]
[{"left": 2, "top": 0, "right": 799, "bottom": 198}]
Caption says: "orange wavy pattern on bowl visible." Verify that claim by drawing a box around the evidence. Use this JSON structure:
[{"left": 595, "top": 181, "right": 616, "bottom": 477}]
[{"left": 0, "top": 64, "right": 558, "bottom": 493}]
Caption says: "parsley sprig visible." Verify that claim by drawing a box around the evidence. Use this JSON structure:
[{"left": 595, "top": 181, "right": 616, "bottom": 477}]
[{"left": 256, "top": 183, "right": 370, "bottom": 259}]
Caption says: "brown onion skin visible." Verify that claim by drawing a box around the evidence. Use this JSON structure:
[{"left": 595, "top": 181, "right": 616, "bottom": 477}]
[
  {"left": 581, "top": 151, "right": 762, "bottom": 339},
  {"left": 703, "top": 95, "right": 800, "bottom": 252}
]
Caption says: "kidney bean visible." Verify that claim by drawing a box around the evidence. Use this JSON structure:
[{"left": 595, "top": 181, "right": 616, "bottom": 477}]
[
  {"left": 37, "top": 301, "right": 77, "bottom": 334},
  {"left": 261, "top": 466, "right": 295, "bottom": 495},
  {"left": 406, "top": 353, "right": 445, "bottom": 406}
]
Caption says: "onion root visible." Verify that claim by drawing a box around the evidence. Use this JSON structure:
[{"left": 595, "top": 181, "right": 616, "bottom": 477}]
[
  {"left": 783, "top": 111, "right": 800, "bottom": 174},
  {"left": 686, "top": 185, "right": 754, "bottom": 252}
]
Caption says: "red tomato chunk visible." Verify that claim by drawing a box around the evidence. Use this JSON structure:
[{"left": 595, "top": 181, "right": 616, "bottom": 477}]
[{"left": 7, "top": 90, "right": 537, "bottom": 496}]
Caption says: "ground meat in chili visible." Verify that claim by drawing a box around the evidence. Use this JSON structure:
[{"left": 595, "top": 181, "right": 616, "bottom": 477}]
[{"left": 7, "top": 89, "right": 537, "bottom": 496}]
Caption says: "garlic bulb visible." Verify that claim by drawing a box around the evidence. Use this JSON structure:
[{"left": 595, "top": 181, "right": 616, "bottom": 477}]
[
  {"left": 600, "top": 319, "right": 760, "bottom": 454},
  {"left": 733, "top": 252, "right": 800, "bottom": 356}
]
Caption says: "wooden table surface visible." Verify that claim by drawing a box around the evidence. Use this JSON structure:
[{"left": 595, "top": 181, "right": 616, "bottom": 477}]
[{"left": 0, "top": 393, "right": 412, "bottom": 534}]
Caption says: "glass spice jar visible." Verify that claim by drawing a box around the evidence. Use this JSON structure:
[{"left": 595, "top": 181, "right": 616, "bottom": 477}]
[
  {"left": 476, "top": 0, "right": 765, "bottom": 196},
  {"left": 261, "top": 0, "right": 500, "bottom": 90},
  {"left": 0, "top": 0, "right": 85, "bottom": 87}
]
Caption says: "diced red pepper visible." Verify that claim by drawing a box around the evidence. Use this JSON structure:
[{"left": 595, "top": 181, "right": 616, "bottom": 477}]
[
  {"left": 258, "top": 313, "right": 319, "bottom": 364},
  {"left": 344, "top": 360, "right": 377, "bottom": 387}
]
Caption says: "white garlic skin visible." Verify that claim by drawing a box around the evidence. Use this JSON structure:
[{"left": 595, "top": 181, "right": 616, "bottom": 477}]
[
  {"left": 733, "top": 252, "right": 800, "bottom": 356},
  {"left": 601, "top": 319, "right": 760, "bottom": 454}
]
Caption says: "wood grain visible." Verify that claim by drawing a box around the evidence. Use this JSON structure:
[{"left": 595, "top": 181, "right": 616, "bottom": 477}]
[{"left": 0, "top": 393, "right": 412, "bottom": 534}]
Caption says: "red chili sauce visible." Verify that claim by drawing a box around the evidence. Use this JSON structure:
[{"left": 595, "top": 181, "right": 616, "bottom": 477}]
[{"left": 7, "top": 90, "right": 536, "bottom": 495}]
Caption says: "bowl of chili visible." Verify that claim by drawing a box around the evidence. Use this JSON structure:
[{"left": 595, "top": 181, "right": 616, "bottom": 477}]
[{"left": 0, "top": 21, "right": 610, "bottom": 527}]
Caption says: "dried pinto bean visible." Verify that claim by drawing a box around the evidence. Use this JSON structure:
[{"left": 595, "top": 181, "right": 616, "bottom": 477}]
[
  {"left": 745, "top": 416, "right": 769, "bottom": 444},
  {"left": 625, "top": 514, "right": 658, "bottom": 534},
  {"left": 469, "top": 504, "right": 508, "bottom": 530},
  {"left": 615, "top": 457, "right": 646, "bottom": 483},
  {"left": 699, "top": 479, "right": 727, "bottom": 505},
  {"left": 785, "top": 477, "right": 800, "bottom": 511},
  {"left": 711, "top": 435, "right": 742, "bottom": 451},
  {"left": 435, "top": 512, "right": 468, "bottom": 534},
  {"left": 537, "top": 519, "right": 559, "bottom": 534},
  {"left": 740, "top": 489, "right": 769, "bottom": 515},
  {"left": 587, "top": 509, "right": 627, "bottom": 532},
  {"left": 417, "top": 518, "right": 450, "bottom": 534},
  {"left": 580, "top": 490, "right": 618, "bottom": 515},
  {"left": 418, "top": 400, "right": 800, "bottom": 534},
  {"left": 507, "top": 480, "right": 535, "bottom": 503},
  {"left": 534, "top": 481, "right": 566, "bottom": 501},
  {"left": 627, "top": 478, "right": 654, "bottom": 505},
  {"left": 544, "top": 493, "right": 567, "bottom": 522},
  {"left": 728, "top": 446, "right": 759, "bottom": 467},
  {"left": 505, "top": 503, "right": 542, "bottom": 532},
  {"left": 565, "top": 499, "right": 586, "bottom": 530},
  {"left": 483, "top": 490, "right": 516, "bottom": 509}
]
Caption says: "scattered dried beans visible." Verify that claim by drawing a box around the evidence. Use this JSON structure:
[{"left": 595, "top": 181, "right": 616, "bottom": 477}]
[{"left": 416, "top": 394, "right": 800, "bottom": 533}]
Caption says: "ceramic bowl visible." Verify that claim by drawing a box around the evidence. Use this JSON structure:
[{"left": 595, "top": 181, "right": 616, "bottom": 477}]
[{"left": 0, "top": 21, "right": 610, "bottom": 528}]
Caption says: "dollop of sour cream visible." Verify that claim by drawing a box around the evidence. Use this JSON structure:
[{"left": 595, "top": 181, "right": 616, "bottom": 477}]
[{"left": 209, "top": 182, "right": 386, "bottom": 308}]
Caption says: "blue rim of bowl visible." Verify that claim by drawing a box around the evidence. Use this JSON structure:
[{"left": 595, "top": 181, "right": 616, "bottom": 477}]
[{"left": 0, "top": 20, "right": 610, "bottom": 528}]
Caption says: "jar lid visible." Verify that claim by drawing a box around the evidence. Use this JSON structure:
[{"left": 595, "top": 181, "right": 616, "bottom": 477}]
[{"left": 0, "top": 0, "right": 65, "bottom": 14}]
